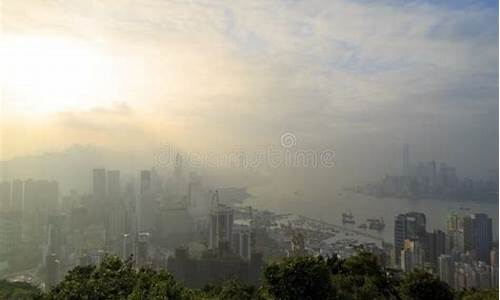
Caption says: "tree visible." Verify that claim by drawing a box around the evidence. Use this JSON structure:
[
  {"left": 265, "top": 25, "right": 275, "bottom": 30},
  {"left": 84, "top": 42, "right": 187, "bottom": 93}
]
[
  {"left": 263, "top": 256, "right": 335, "bottom": 300},
  {"left": 0, "top": 280, "right": 41, "bottom": 300},
  {"left": 36, "top": 252, "right": 498, "bottom": 300},
  {"left": 456, "top": 289, "right": 499, "bottom": 300},
  {"left": 43, "top": 255, "right": 192, "bottom": 300},
  {"left": 332, "top": 250, "right": 400, "bottom": 300},
  {"left": 202, "top": 280, "right": 265, "bottom": 300},
  {"left": 399, "top": 269, "right": 453, "bottom": 300}
]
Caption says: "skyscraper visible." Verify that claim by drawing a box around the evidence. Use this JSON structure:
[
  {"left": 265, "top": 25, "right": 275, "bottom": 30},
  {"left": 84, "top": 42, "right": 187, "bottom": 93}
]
[
  {"left": 394, "top": 212, "right": 426, "bottom": 266},
  {"left": 0, "top": 211, "right": 22, "bottom": 256},
  {"left": 11, "top": 180, "right": 23, "bottom": 213},
  {"left": 47, "top": 214, "right": 66, "bottom": 260},
  {"left": 92, "top": 169, "right": 107, "bottom": 229},
  {"left": 209, "top": 192, "right": 234, "bottom": 250},
  {"left": 471, "top": 213, "right": 493, "bottom": 264},
  {"left": 0, "top": 181, "right": 11, "bottom": 211},
  {"left": 107, "top": 170, "right": 121, "bottom": 203},
  {"left": 238, "top": 224, "right": 252, "bottom": 260},
  {"left": 446, "top": 212, "right": 465, "bottom": 253},
  {"left": 136, "top": 232, "right": 150, "bottom": 267},
  {"left": 401, "top": 239, "right": 424, "bottom": 272},
  {"left": 173, "top": 153, "right": 185, "bottom": 199},
  {"left": 426, "top": 229, "right": 446, "bottom": 268},
  {"left": 46, "top": 253, "right": 61, "bottom": 289},
  {"left": 139, "top": 170, "right": 154, "bottom": 232},
  {"left": 438, "top": 254, "right": 455, "bottom": 288},
  {"left": 140, "top": 170, "right": 152, "bottom": 196}
]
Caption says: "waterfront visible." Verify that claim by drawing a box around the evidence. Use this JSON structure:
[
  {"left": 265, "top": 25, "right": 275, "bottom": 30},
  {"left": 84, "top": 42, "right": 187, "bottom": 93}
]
[{"left": 246, "top": 185, "right": 499, "bottom": 243}]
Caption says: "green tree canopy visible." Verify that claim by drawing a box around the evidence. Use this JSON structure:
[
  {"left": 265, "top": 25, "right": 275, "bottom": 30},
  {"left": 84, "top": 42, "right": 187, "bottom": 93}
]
[
  {"left": 44, "top": 255, "right": 193, "bottom": 300},
  {"left": 0, "top": 279, "right": 41, "bottom": 300},
  {"left": 263, "top": 255, "right": 335, "bottom": 300},
  {"left": 399, "top": 269, "right": 453, "bottom": 300},
  {"left": 20, "top": 252, "right": 496, "bottom": 300}
]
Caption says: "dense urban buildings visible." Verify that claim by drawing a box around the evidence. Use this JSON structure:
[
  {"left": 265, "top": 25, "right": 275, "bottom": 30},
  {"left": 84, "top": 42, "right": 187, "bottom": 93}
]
[
  {"left": 0, "top": 151, "right": 497, "bottom": 292},
  {"left": 354, "top": 144, "right": 498, "bottom": 201}
]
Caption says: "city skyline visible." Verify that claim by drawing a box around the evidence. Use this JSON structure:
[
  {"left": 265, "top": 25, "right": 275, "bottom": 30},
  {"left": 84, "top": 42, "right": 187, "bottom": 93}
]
[{"left": 0, "top": 0, "right": 498, "bottom": 297}]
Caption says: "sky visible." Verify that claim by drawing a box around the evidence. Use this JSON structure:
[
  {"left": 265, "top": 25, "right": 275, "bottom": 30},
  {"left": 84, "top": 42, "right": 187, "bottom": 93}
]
[{"left": 0, "top": 0, "right": 498, "bottom": 184}]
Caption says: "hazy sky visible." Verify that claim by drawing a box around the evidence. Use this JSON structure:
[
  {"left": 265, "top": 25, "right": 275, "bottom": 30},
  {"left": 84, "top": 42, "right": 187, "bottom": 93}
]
[{"left": 1, "top": 0, "right": 498, "bottom": 182}]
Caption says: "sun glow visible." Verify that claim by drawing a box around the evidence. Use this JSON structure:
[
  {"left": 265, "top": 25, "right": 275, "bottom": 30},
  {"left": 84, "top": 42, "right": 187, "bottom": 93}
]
[{"left": 1, "top": 35, "right": 119, "bottom": 114}]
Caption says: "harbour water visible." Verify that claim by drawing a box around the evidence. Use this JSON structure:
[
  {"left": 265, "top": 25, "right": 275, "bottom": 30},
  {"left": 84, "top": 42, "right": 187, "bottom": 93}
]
[{"left": 246, "top": 185, "right": 499, "bottom": 243}]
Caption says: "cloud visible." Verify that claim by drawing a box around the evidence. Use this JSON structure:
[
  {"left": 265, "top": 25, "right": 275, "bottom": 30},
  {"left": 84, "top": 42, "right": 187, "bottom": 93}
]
[{"left": 2, "top": 0, "right": 497, "bottom": 178}]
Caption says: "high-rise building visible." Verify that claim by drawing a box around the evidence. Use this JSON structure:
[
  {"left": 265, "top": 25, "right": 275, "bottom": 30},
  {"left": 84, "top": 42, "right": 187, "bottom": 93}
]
[
  {"left": 471, "top": 213, "right": 493, "bottom": 264},
  {"left": 475, "top": 261, "right": 493, "bottom": 289},
  {"left": 209, "top": 193, "right": 234, "bottom": 250},
  {"left": 23, "top": 179, "right": 36, "bottom": 214},
  {"left": 232, "top": 224, "right": 252, "bottom": 260},
  {"left": 0, "top": 181, "right": 11, "bottom": 211},
  {"left": 124, "top": 181, "right": 138, "bottom": 238},
  {"left": 446, "top": 212, "right": 466, "bottom": 253},
  {"left": 491, "top": 265, "right": 499, "bottom": 288},
  {"left": 11, "top": 180, "right": 23, "bottom": 213},
  {"left": 188, "top": 173, "right": 202, "bottom": 208},
  {"left": 108, "top": 203, "right": 127, "bottom": 246},
  {"left": 93, "top": 168, "right": 108, "bottom": 231},
  {"left": 438, "top": 254, "right": 455, "bottom": 288},
  {"left": 171, "top": 153, "right": 186, "bottom": 200},
  {"left": 139, "top": 170, "right": 155, "bottom": 232},
  {"left": 46, "top": 253, "right": 61, "bottom": 289},
  {"left": 47, "top": 214, "right": 66, "bottom": 265},
  {"left": 463, "top": 215, "right": 474, "bottom": 252},
  {"left": 426, "top": 229, "right": 446, "bottom": 268},
  {"left": 0, "top": 212, "right": 22, "bottom": 257},
  {"left": 22, "top": 180, "right": 58, "bottom": 242},
  {"left": 394, "top": 214, "right": 407, "bottom": 266},
  {"left": 107, "top": 170, "right": 121, "bottom": 203},
  {"left": 490, "top": 248, "right": 498, "bottom": 268},
  {"left": 394, "top": 212, "right": 426, "bottom": 266},
  {"left": 140, "top": 170, "right": 152, "bottom": 196},
  {"left": 136, "top": 232, "right": 150, "bottom": 267},
  {"left": 455, "top": 261, "right": 495, "bottom": 290},
  {"left": 401, "top": 239, "right": 424, "bottom": 272}
]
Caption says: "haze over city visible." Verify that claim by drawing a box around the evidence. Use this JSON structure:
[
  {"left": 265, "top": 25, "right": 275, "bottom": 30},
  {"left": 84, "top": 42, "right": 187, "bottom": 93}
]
[{"left": 0, "top": 0, "right": 498, "bottom": 297}]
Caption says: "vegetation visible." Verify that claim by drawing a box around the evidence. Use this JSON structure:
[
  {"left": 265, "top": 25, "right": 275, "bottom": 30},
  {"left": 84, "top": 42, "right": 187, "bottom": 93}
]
[
  {"left": 0, "top": 280, "right": 41, "bottom": 300},
  {"left": 1, "top": 252, "right": 497, "bottom": 299},
  {"left": 456, "top": 289, "right": 499, "bottom": 300}
]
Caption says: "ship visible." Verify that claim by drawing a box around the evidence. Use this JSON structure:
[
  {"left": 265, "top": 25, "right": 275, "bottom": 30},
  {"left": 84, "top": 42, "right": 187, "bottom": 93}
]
[
  {"left": 367, "top": 218, "right": 385, "bottom": 231},
  {"left": 342, "top": 212, "right": 355, "bottom": 225},
  {"left": 357, "top": 223, "right": 367, "bottom": 230}
]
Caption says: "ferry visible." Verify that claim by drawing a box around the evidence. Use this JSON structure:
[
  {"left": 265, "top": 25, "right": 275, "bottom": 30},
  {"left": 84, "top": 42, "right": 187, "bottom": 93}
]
[
  {"left": 342, "top": 212, "right": 355, "bottom": 225},
  {"left": 367, "top": 218, "right": 385, "bottom": 231}
]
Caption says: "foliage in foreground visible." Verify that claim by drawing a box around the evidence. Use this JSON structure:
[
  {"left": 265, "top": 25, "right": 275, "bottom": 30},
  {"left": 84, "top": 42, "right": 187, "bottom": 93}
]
[
  {"left": 2, "top": 252, "right": 498, "bottom": 300},
  {"left": 0, "top": 280, "right": 41, "bottom": 300}
]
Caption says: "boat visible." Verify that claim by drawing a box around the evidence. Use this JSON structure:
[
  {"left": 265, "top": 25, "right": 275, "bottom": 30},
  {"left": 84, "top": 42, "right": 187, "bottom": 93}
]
[
  {"left": 358, "top": 223, "right": 367, "bottom": 229},
  {"left": 367, "top": 218, "right": 385, "bottom": 231},
  {"left": 342, "top": 212, "right": 355, "bottom": 225}
]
